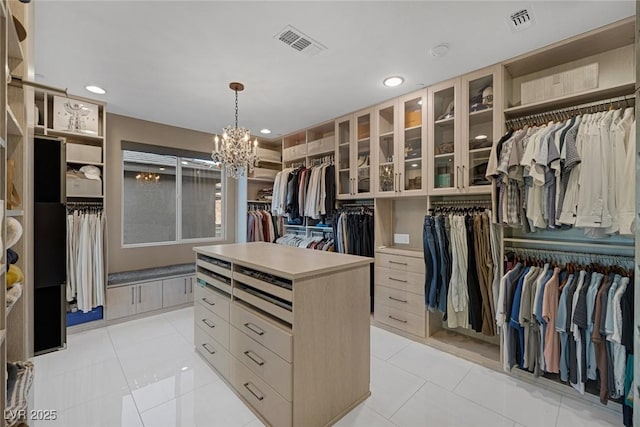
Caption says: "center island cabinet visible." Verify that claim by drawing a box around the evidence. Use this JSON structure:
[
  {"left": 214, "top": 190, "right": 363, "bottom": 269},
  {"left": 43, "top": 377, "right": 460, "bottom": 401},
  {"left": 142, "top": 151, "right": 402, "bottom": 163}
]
[{"left": 193, "top": 242, "right": 373, "bottom": 427}]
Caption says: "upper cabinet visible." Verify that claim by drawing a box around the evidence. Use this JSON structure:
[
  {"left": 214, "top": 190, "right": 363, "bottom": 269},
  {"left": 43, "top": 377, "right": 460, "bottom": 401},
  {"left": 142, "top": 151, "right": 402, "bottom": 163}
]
[
  {"left": 335, "top": 109, "right": 373, "bottom": 199},
  {"left": 374, "top": 89, "right": 427, "bottom": 198},
  {"left": 428, "top": 65, "right": 500, "bottom": 195},
  {"left": 428, "top": 78, "right": 459, "bottom": 194},
  {"left": 460, "top": 65, "right": 501, "bottom": 193}
]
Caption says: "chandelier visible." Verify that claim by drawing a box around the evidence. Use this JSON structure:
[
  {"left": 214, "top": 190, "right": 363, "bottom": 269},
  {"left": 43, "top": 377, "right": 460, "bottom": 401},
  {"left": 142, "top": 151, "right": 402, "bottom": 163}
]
[
  {"left": 136, "top": 171, "right": 160, "bottom": 183},
  {"left": 212, "top": 82, "right": 259, "bottom": 179}
]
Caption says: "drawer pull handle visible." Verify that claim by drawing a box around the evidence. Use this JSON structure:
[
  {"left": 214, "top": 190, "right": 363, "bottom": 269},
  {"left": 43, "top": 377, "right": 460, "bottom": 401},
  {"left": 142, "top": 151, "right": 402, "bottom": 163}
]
[
  {"left": 202, "top": 318, "right": 215, "bottom": 328},
  {"left": 388, "top": 315, "right": 408, "bottom": 324},
  {"left": 243, "top": 382, "right": 265, "bottom": 401},
  {"left": 244, "top": 322, "right": 265, "bottom": 336},
  {"left": 202, "top": 297, "right": 215, "bottom": 306},
  {"left": 389, "top": 261, "right": 408, "bottom": 266},
  {"left": 388, "top": 277, "right": 408, "bottom": 283},
  {"left": 388, "top": 296, "right": 408, "bottom": 303},
  {"left": 244, "top": 350, "right": 265, "bottom": 366},
  {"left": 202, "top": 343, "right": 216, "bottom": 355}
]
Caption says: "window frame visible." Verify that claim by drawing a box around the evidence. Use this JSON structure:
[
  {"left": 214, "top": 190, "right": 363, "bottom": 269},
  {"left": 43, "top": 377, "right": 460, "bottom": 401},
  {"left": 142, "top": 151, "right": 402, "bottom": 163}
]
[{"left": 120, "top": 149, "right": 227, "bottom": 248}]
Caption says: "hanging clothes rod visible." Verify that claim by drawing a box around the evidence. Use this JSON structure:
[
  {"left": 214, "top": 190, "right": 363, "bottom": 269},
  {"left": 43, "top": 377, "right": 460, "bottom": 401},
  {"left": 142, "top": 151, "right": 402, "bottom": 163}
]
[
  {"left": 430, "top": 198, "right": 491, "bottom": 207},
  {"left": 9, "top": 75, "right": 68, "bottom": 96},
  {"left": 504, "top": 246, "right": 633, "bottom": 265},
  {"left": 503, "top": 237, "right": 633, "bottom": 252},
  {"left": 505, "top": 93, "right": 635, "bottom": 128}
]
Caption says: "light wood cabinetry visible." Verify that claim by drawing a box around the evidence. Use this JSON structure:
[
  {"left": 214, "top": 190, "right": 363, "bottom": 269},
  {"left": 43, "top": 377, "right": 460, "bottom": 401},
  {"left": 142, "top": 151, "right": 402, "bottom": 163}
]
[
  {"left": 427, "top": 66, "right": 500, "bottom": 195},
  {"left": 194, "top": 242, "right": 371, "bottom": 427},
  {"left": 374, "top": 91, "right": 427, "bottom": 197},
  {"left": 373, "top": 248, "right": 426, "bottom": 337},
  {"left": 335, "top": 109, "right": 373, "bottom": 199},
  {"left": 106, "top": 274, "right": 194, "bottom": 320},
  {"left": 162, "top": 275, "right": 194, "bottom": 307}
]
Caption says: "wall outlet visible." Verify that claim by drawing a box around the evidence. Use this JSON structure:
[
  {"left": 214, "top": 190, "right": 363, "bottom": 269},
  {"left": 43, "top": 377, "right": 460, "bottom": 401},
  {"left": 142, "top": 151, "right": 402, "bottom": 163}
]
[{"left": 393, "top": 233, "right": 410, "bottom": 245}]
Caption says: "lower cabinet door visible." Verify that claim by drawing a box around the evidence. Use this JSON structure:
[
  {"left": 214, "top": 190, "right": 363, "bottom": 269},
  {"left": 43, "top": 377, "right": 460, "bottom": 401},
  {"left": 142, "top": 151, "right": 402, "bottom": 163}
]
[
  {"left": 162, "top": 277, "right": 189, "bottom": 307},
  {"left": 106, "top": 286, "right": 137, "bottom": 320},
  {"left": 136, "top": 280, "right": 163, "bottom": 314}
]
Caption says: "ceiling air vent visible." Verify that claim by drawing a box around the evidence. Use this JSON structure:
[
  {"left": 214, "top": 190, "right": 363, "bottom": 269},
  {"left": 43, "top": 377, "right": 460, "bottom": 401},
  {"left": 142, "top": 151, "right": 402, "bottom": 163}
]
[
  {"left": 274, "top": 25, "right": 327, "bottom": 57},
  {"left": 507, "top": 8, "right": 535, "bottom": 32}
]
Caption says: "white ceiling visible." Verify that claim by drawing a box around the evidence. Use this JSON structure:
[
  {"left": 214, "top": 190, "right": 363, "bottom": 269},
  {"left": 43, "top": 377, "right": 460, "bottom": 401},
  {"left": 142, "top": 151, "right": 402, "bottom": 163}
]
[{"left": 34, "top": 1, "right": 635, "bottom": 139}]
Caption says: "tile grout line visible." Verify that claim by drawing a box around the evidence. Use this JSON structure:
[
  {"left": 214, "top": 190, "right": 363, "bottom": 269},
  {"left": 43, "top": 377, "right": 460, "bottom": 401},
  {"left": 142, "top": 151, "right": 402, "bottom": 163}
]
[
  {"left": 106, "top": 324, "right": 147, "bottom": 426},
  {"left": 382, "top": 341, "right": 412, "bottom": 361},
  {"left": 554, "top": 396, "right": 563, "bottom": 427},
  {"left": 451, "top": 365, "right": 473, "bottom": 392},
  {"left": 385, "top": 380, "right": 427, "bottom": 422}
]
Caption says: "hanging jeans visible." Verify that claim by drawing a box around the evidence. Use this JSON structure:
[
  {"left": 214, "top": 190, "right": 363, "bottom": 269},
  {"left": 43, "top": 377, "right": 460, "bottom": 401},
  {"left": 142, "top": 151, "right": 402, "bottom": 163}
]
[
  {"left": 434, "top": 215, "right": 450, "bottom": 314},
  {"left": 423, "top": 216, "right": 440, "bottom": 309}
]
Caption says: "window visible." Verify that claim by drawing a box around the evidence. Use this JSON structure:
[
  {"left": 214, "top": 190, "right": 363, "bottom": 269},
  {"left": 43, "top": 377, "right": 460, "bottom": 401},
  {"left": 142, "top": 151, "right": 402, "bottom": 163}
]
[{"left": 122, "top": 149, "right": 224, "bottom": 246}]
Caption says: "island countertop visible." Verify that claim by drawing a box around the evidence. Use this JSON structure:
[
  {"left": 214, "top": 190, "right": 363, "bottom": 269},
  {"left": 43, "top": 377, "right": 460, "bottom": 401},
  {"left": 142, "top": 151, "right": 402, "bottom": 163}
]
[{"left": 194, "top": 242, "right": 372, "bottom": 280}]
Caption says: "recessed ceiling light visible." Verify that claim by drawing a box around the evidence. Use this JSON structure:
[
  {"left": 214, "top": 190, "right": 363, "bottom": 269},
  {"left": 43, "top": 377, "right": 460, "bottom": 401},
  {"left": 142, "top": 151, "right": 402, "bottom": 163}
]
[
  {"left": 417, "top": 100, "right": 423, "bottom": 105},
  {"left": 411, "top": 163, "right": 418, "bottom": 168},
  {"left": 85, "top": 85, "right": 106, "bottom": 95},
  {"left": 383, "top": 76, "right": 404, "bottom": 87},
  {"left": 159, "top": 167, "right": 165, "bottom": 171},
  {"left": 181, "top": 161, "right": 188, "bottom": 165},
  {"left": 475, "top": 135, "right": 487, "bottom": 140},
  {"left": 260, "top": 129, "right": 271, "bottom": 134},
  {"left": 430, "top": 44, "right": 449, "bottom": 58}
]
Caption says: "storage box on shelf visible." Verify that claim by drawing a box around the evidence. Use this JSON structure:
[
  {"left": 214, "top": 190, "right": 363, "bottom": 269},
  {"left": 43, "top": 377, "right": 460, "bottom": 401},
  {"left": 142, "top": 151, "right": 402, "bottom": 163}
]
[{"left": 194, "top": 243, "right": 371, "bottom": 427}]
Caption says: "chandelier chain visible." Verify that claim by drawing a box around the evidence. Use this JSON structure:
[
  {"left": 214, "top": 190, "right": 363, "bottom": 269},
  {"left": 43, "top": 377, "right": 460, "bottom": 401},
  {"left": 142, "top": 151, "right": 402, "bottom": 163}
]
[{"left": 234, "top": 89, "right": 239, "bottom": 129}]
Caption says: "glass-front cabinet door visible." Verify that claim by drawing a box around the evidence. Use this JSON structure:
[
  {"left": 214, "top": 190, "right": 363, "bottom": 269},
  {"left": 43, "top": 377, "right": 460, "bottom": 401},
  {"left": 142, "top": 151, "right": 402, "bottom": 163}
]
[
  {"left": 399, "top": 91, "right": 426, "bottom": 195},
  {"left": 462, "top": 66, "right": 498, "bottom": 193},
  {"left": 376, "top": 101, "right": 397, "bottom": 196},
  {"left": 355, "top": 111, "right": 372, "bottom": 196},
  {"left": 429, "top": 79, "right": 459, "bottom": 193},
  {"left": 336, "top": 115, "right": 353, "bottom": 198}
]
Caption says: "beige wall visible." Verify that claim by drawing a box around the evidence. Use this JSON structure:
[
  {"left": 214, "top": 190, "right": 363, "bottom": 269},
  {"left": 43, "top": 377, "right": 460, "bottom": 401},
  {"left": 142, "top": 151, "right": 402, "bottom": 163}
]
[{"left": 106, "top": 113, "right": 237, "bottom": 273}]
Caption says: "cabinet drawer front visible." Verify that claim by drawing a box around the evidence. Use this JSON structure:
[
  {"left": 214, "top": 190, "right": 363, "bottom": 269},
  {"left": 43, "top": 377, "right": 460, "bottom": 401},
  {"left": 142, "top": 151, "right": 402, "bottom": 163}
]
[
  {"left": 230, "top": 326, "right": 292, "bottom": 401},
  {"left": 194, "top": 282, "right": 230, "bottom": 321},
  {"left": 375, "top": 285, "right": 425, "bottom": 316},
  {"left": 195, "top": 304, "right": 230, "bottom": 349},
  {"left": 195, "top": 325, "right": 230, "bottom": 379},
  {"left": 230, "top": 303, "right": 292, "bottom": 363},
  {"left": 375, "top": 267, "right": 424, "bottom": 295},
  {"left": 374, "top": 303, "right": 426, "bottom": 337},
  {"left": 197, "top": 272, "right": 232, "bottom": 296},
  {"left": 375, "top": 253, "right": 425, "bottom": 274},
  {"left": 230, "top": 359, "right": 292, "bottom": 427}
]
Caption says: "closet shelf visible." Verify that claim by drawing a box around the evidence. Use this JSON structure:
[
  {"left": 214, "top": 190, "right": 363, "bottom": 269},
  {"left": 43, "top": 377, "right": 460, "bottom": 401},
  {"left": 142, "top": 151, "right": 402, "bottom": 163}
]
[
  {"left": 258, "top": 159, "right": 282, "bottom": 165},
  {"left": 503, "top": 82, "right": 635, "bottom": 117},
  {"left": 6, "top": 210, "right": 23, "bottom": 217},
  {"left": 379, "top": 130, "right": 394, "bottom": 137},
  {"left": 247, "top": 177, "right": 275, "bottom": 183},
  {"left": 7, "top": 107, "right": 23, "bottom": 137},
  {"left": 469, "top": 108, "right": 493, "bottom": 118},
  {"left": 247, "top": 200, "right": 271, "bottom": 204},
  {"left": 67, "top": 159, "right": 104, "bottom": 166},
  {"left": 434, "top": 153, "right": 454, "bottom": 159},
  {"left": 67, "top": 194, "right": 104, "bottom": 199},
  {"left": 7, "top": 9, "right": 24, "bottom": 63},
  {"left": 403, "top": 124, "right": 422, "bottom": 132},
  {"left": 468, "top": 147, "right": 492, "bottom": 154},
  {"left": 45, "top": 128, "right": 104, "bottom": 143},
  {"left": 435, "top": 117, "right": 455, "bottom": 126}
]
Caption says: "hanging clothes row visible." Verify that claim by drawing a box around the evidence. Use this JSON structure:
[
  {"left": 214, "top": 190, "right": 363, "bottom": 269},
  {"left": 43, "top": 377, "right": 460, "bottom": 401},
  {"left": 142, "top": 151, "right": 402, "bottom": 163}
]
[
  {"left": 275, "top": 233, "right": 335, "bottom": 251},
  {"left": 497, "top": 249, "right": 634, "bottom": 426},
  {"left": 487, "top": 106, "right": 636, "bottom": 237},
  {"left": 247, "top": 206, "right": 280, "bottom": 243},
  {"left": 332, "top": 205, "right": 374, "bottom": 257},
  {"left": 271, "top": 161, "right": 336, "bottom": 223},
  {"left": 66, "top": 207, "right": 107, "bottom": 313},
  {"left": 423, "top": 207, "right": 499, "bottom": 336}
]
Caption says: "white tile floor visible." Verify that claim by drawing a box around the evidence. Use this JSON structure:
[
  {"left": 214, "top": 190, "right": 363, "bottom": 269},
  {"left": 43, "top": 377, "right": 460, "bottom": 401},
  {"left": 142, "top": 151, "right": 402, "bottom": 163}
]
[{"left": 30, "top": 307, "right": 622, "bottom": 427}]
